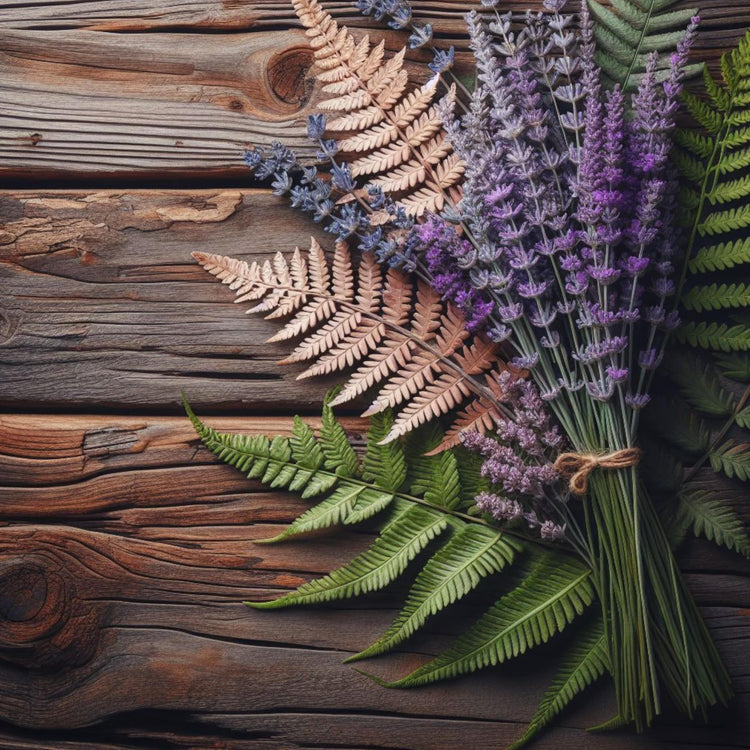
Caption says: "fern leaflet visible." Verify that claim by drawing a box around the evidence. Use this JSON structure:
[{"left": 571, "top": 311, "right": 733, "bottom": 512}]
[
  {"left": 709, "top": 440, "right": 750, "bottom": 481},
  {"left": 347, "top": 524, "right": 520, "bottom": 663},
  {"left": 678, "top": 487, "right": 750, "bottom": 558},
  {"left": 506, "top": 617, "right": 609, "bottom": 750}
]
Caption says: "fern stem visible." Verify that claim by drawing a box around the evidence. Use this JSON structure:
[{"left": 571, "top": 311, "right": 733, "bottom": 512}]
[
  {"left": 675, "top": 116, "right": 730, "bottom": 306},
  {"left": 617, "top": 0, "right": 657, "bottom": 92}
]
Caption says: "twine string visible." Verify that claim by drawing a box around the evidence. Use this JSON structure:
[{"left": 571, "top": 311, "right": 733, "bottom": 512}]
[{"left": 553, "top": 448, "right": 642, "bottom": 496}]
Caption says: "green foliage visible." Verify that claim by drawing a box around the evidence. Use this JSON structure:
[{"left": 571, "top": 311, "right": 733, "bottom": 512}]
[
  {"left": 659, "top": 351, "right": 735, "bottom": 417},
  {"left": 683, "top": 283, "right": 750, "bottom": 313},
  {"left": 384, "top": 553, "right": 594, "bottom": 688},
  {"left": 644, "top": 345, "right": 750, "bottom": 557},
  {"left": 347, "top": 524, "right": 517, "bottom": 662},
  {"left": 404, "top": 423, "right": 462, "bottom": 510},
  {"left": 250, "top": 504, "right": 449, "bottom": 607},
  {"left": 709, "top": 440, "right": 750, "bottom": 481},
  {"left": 675, "top": 30, "right": 750, "bottom": 348},
  {"left": 675, "top": 322, "right": 750, "bottom": 352},
  {"left": 678, "top": 487, "right": 750, "bottom": 558},
  {"left": 320, "top": 389, "right": 360, "bottom": 477},
  {"left": 588, "top": 0, "right": 700, "bottom": 90},
  {"left": 688, "top": 238, "right": 750, "bottom": 274},
  {"left": 716, "top": 352, "right": 750, "bottom": 381},
  {"left": 185, "top": 394, "right": 597, "bottom": 696},
  {"left": 506, "top": 618, "right": 609, "bottom": 750}
]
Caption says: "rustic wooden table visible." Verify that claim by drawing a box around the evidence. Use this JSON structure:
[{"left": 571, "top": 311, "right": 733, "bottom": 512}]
[{"left": 1, "top": 2, "right": 749, "bottom": 749}]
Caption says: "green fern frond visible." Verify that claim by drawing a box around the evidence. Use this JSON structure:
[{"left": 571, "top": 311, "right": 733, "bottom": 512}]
[
  {"left": 587, "top": 714, "right": 631, "bottom": 733},
  {"left": 682, "top": 92, "right": 721, "bottom": 133},
  {"left": 506, "top": 618, "right": 609, "bottom": 750},
  {"left": 715, "top": 146, "right": 750, "bottom": 176},
  {"left": 405, "top": 424, "right": 462, "bottom": 510},
  {"left": 588, "top": 0, "right": 699, "bottom": 90},
  {"left": 701, "top": 64, "right": 732, "bottom": 112},
  {"left": 677, "top": 31, "right": 750, "bottom": 364},
  {"left": 347, "top": 524, "right": 520, "bottom": 662},
  {"left": 709, "top": 440, "right": 750, "bottom": 481},
  {"left": 688, "top": 238, "right": 750, "bottom": 274},
  {"left": 672, "top": 148, "right": 707, "bottom": 185},
  {"left": 384, "top": 554, "right": 594, "bottom": 688},
  {"left": 683, "top": 283, "right": 750, "bottom": 313},
  {"left": 185, "top": 395, "right": 562, "bottom": 673},
  {"left": 674, "top": 129, "right": 714, "bottom": 159},
  {"left": 737, "top": 405, "right": 750, "bottom": 429},
  {"left": 678, "top": 487, "right": 750, "bottom": 557},
  {"left": 640, "top": 395, "right": 710, "bottom": 455},
  {"left": 660, "top": 352, "right": 735, "bottom": 417},
  {"left": 722, "top": 124, "right": 750, "bottom": 149},
  {"left": 675, "top": 322, "right": 750, "bottom": 352},
  {"left": 248, "top": 504, "right": 449, "bottom": 608},
  {"left": 728, "top": 108, "right": 750, "bottom": 126},
  {"left": 289, "top": 415, "right": 325, "bottom": 471},
  {"left": 261, "top": 483, "right": 373, "bottom": 544},
  {"left": 715, "top": 352, "right": 750, "bottom": 381}
]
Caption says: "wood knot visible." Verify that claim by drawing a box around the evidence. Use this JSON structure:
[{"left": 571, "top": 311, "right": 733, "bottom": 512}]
[
  {"left": 0, "top": 559, "right": 99, "bottom": 671},
  {"left": 267, "top": 47, "right": 314, "bottom": 108},
  {"left": 0, "top": 310, "right": 21, "bottom": 345}
]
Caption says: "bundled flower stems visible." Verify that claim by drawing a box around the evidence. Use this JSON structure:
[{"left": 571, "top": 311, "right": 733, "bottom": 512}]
[
  {"left": 198, "top": 0, "right": 739, "bottom": 737},
  {"left": 417, "top": 2, "right": 731, "bottom": 727}
]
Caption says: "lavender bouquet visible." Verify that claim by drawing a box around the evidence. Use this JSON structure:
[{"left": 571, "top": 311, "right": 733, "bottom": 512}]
[
  {"left": 189, "top": 0, "right": 742, "bottom": 741},
  {"left": 408, "top": 0, "right": 731, "bottom": 728}
]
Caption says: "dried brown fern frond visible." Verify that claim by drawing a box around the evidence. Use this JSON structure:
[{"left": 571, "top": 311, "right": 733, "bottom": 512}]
[
  {"left": 293, "top": 0, "right": 463, "bottom": 217},
  {"left": 193, "top": 243, "right": 510, "bottom": 451}
]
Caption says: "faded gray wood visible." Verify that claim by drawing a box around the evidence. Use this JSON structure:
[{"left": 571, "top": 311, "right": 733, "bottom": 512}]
[
  {"left": 0, "top": 189, "right": 353, "bottom": 413},
  {"left": 0, "top": 414, "right": 748, "bottom": 750}
]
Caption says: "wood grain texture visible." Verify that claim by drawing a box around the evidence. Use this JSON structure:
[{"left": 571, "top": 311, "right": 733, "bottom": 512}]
[
  {"left": 2, "top": 0, "right": 750, "bottom": 747},
  {"left": 0, "top": 1, "right": 746, "bottom": 182},
  {"left": 1, "top": 414, "right": 748, "bottom": 750},
  {"left": 0, "top": 0, "right": 747, "bottom": 32},
  {"left": 0, "top": 189, "right": 356, "bottom": 413}
]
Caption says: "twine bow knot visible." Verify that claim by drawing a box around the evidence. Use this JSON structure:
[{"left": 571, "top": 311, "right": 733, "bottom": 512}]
[{"left": 553, "top": 448, "right": 642, "bottom": 496}]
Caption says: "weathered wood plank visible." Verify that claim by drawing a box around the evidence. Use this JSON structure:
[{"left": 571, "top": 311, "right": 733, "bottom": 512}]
[
  {"left": 0, "top": 189, "right": 360, "bottom": 413},
  {"left": 0, "top": 27, "right": 321, "bottom": 179},
  {"left": 0, "top": 414, "right": 748, "bottom": 749},
  {"left": 0, "top": 2, "right": 746, "bottom": 180},
  {"left": 1, "top": 0, "right": 747, "bottom": 33}
]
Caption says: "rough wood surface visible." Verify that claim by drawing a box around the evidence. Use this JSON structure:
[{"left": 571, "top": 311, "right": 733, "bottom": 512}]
[
  {"left": 2, "top": 0, "right": 750, "bottom": 748},
  {"left": 0, "top": 1, "right": 746, "bottom": 182},
  {"left": 0, "top": 189, "right": 349, "bottom": 413},
  {"left": 0, "top": 415, "right": 748, "bottom": 750}
]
